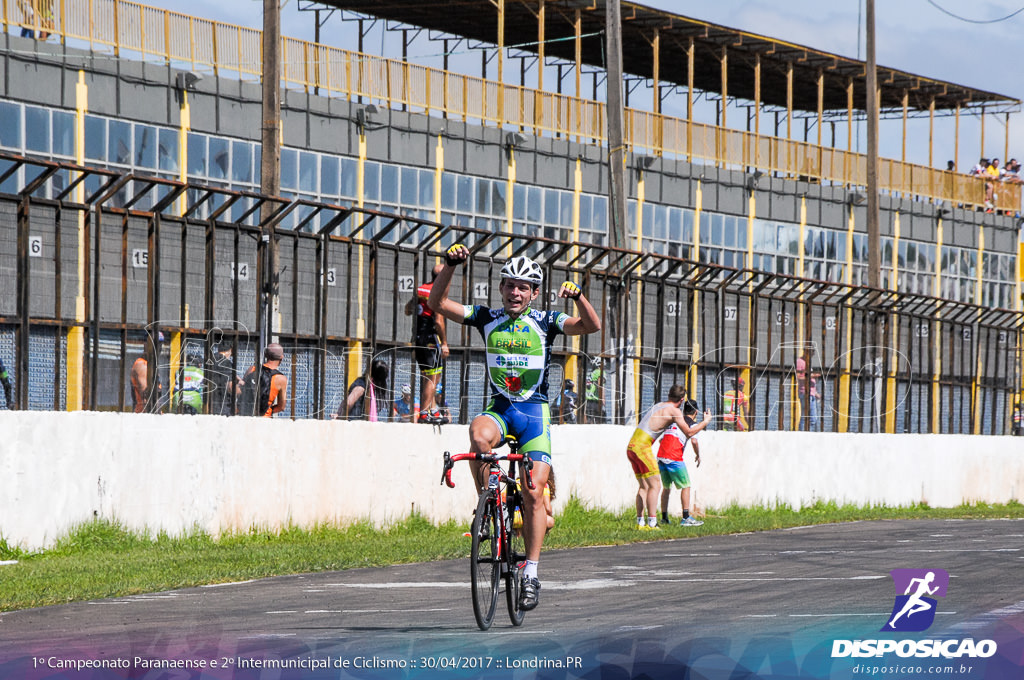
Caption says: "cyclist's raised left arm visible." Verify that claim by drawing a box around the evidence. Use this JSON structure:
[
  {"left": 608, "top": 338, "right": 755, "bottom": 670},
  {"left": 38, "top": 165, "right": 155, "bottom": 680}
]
[{"left": 558, "top": 282, "right": 601, "bottom": 336}]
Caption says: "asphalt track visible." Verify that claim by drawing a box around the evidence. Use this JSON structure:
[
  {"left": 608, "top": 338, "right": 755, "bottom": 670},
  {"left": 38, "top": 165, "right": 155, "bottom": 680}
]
[{"left": 2, "top": 518, "right": 1023, "bottom": 679}]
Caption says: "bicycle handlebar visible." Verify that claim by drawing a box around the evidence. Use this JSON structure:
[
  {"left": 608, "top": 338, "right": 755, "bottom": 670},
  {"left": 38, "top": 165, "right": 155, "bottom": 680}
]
[{"left": 440, "top": 451, "right": 535, "bottom": 490}]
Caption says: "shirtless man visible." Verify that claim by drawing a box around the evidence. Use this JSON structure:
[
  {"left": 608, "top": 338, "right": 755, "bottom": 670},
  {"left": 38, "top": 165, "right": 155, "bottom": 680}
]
[{"left": 626, "top": 385, "right": 712, "bottom": 529}]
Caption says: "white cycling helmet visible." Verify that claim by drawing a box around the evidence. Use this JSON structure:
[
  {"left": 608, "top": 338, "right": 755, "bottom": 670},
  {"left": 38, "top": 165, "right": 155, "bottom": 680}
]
[{"left": 500, "top": 256, "right": 543, "bottom": 285}]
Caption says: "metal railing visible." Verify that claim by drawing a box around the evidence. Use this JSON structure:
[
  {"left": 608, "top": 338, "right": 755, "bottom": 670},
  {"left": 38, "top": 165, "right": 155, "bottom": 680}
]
[
  {"left": 3, "top": 0, "right": 1018, "bottom": 212},
  {"left": 1, "top": 152, "right": 1021, "bottom": 433}
]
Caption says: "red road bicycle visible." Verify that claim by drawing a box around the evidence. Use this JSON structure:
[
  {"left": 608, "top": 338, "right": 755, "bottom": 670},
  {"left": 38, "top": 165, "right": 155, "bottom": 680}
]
[{"left": 441, "top": 440, "right": 534, "bottom": 630}]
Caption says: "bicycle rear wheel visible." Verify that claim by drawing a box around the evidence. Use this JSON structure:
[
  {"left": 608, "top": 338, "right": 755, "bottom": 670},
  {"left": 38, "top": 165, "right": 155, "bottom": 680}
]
[
  {"left": 470, "top": 490, "right": 500, "bottom": 630},
  {"left": 505, "top": 490, "right": 527, "bottom": 626}
]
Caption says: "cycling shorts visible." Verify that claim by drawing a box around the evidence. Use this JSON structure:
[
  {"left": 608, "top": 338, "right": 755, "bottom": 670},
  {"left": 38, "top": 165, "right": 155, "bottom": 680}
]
[
  {"left": 657, "top": 459, "right": 691, "bottom": 489},
  {"left": 626, "top": 429, "right": 658, "bottom": 480},
  {"left": 414, "top": 336, "right": 443, "bottom": 377},
  {"left": 480, "top": 397, "right": 551, "bottom": 466}
]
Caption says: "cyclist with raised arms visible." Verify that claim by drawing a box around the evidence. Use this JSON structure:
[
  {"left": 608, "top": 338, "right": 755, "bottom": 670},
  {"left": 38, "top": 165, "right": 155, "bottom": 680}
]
[{"left": 429, "top": 243, "right": 601, "bottom": 612}]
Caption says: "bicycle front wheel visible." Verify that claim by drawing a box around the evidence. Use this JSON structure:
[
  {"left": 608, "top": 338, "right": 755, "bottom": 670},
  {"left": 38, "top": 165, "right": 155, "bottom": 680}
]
[
  {"left": 470, "top": 490, "right": 500, "bottom": 630},
  {"left": 505, "top": 492, "right": 527, "bottom": 626}
]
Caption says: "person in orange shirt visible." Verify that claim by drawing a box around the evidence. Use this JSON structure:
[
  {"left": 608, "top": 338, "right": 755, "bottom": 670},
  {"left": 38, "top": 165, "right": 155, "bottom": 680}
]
[{"left": 240, "top": 343, "right": 288, "bottom": 418}]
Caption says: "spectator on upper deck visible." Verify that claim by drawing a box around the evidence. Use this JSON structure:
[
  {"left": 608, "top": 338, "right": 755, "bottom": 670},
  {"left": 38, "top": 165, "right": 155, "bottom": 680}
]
[
  {"left": 1003, "top": 159, "right": 1022, "bottom": 184},
  {"left": 970, "top": 158, "right": 988, "bottom": 176},
  {"left": 984, "top": 158, "right": 1001, "bottom": 209}
]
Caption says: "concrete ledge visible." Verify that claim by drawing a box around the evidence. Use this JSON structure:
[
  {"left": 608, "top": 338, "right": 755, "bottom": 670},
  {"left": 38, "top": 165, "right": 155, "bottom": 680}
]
[{"left": 2, "top": 411, "right": 1022, "bottom": 551}]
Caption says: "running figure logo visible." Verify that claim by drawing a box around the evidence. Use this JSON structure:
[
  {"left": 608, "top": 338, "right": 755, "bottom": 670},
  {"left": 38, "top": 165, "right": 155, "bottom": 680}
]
[{"left": 881, "top": 568, "right": 949, "bottom": 632}]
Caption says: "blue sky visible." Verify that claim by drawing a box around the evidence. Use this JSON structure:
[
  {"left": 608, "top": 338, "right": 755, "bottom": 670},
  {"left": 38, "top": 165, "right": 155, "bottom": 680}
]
[{"left": 151, "top": 0, "right": 1024, "bottom": 169}]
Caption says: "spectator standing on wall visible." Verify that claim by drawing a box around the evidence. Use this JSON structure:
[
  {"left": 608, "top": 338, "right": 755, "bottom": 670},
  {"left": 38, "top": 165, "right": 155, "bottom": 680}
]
[
  {"left": 405, "top": 263, "right": 449, "bottom": 423},
  {"left": 341, "top": 359, "right": 389, "bottom": 421},
  {"left": 556, "top": 378, "right": 579, "bottom": 424},
  {"left": 795, "top": 348, "right": 821, "bottom": 431},
  {"left": 434, "top": 382, "right": 452, "bottom": 424},
  {"left": 0, "top": 357, "right": 14, "bottom": 409},
  {"left": 721, "top": 376, "right": 749, "bottom": 432},
  {"left": 392, "top": 383, "right": 414, "bottom": 422},
  {"left": 240, "top": 343, "right": 288, "bottom": 418},
  {"left": 584, "top": 362, "right": 605, "bottom": 423},
  {"left": 130, "top": 332, "right": 163, "bottom": 414},
  {"left": 207, "top": 344, "right": 241, "bottom": 416},
  {"left": 173, "top": 356, "right": 205, "bottom": 415}
]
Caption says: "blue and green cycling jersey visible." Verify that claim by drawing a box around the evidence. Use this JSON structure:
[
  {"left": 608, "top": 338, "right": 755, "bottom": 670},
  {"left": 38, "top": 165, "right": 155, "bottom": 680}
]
[{"left": 462, "top": 304, "right": 568, "bottom": 404}]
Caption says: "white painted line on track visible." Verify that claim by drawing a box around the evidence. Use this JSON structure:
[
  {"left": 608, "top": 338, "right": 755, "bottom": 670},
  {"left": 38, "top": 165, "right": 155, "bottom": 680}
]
[
  {"left": 789, "top": 612, "right": 957, "bottom": 618},
  {"left": 239, "top": 634, "right": 297, "bottom": 639},
  {"left": 329, "top": 582, "right": 468, "bottom": 589},
  {"left": 907, "top": 548, "right": 1019, "bottom": 553},
  {"left": 305, "top": 608, "right": 452, "bottom": 614},
  {"left": 944, "top": 599, "right": 1024, "bottom": 634},
  {"left": 202, "top": 579, "right": 259, "bottom": 588}
]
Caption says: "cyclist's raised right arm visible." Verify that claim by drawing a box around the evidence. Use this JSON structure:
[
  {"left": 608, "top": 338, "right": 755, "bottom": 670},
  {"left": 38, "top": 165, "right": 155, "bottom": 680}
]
[{"left": 428, "top": 243, "right": 470, "bottom": 323}]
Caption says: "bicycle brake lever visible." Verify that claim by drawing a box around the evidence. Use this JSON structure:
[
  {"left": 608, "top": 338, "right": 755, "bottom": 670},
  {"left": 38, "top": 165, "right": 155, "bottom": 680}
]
[{"left": 441, "top": 452, "right": 453, "bottom": 487}]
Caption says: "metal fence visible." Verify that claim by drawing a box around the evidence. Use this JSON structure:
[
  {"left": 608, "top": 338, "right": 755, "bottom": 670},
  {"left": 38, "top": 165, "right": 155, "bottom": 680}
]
[{"left": 2, "top": 152, "right": 1021, "bottom": 434}]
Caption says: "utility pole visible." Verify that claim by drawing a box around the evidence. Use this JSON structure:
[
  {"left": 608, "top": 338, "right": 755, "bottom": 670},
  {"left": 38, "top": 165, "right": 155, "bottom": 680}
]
[
  {"left": 261, "top": 0, "right": 281, "bottom": 349},
  {"left": 865, "top": 0, "right": 880, "bottom": 289},
  {"left": 605, "top": 0, "right": 629, "bottom": 423},
  {"left": 606, "top": 0, "right": 627, "bottom": 252}
]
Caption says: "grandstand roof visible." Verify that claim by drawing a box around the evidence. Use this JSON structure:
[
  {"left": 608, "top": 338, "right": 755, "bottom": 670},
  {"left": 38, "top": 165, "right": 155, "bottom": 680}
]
[{"left": 318, "top": 0, "right": 1020, "bottom": 115}]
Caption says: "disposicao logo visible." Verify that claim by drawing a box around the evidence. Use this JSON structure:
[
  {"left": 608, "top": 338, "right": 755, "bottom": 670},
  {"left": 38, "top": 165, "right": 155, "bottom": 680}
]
[
  {"left": 831, "top": 568, "right": 998, "bottom": 660},
  {"left": 882, "top": 568, "right": 949, "bottom": 632}
]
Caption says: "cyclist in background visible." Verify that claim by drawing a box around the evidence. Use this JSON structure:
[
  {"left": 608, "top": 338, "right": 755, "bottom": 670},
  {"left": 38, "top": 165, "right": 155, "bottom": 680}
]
[
  {"left": 429, "top": 243, "right": 601, "bottom": 612},
  {"left": 405, "top": 263, "right": 449, "bottom": 423},
  {"left": 0, "top": 356, "right": 13, "bottom": 409}
]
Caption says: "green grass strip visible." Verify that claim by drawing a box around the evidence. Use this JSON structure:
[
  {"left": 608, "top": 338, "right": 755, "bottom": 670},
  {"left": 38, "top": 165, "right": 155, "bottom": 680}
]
[{"left": 1, "top": 499, "right": 1021, "bottom": 612}]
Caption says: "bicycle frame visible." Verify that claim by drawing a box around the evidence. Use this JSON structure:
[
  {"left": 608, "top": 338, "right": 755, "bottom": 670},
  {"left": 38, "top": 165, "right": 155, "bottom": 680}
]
[{"left": 441, "top": 446, "right": 534, "bottom": 629}]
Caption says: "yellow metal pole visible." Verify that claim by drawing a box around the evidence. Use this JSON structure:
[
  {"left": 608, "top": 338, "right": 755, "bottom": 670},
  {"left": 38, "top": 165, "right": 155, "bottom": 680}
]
[
  {"left": 954, "top": 104, "right": 960, "bottom": 173},
  {"left": 497, "top": 0, "right": 505, "bottom": 125},
  {"left": 753, "top": 53, "right": 761, "bottom": 168},
  {"left": 651, "top": 29, "right": 660, "bottom": 115},
  {"left": 786, "top": 62, "right": 793, "bottom": 175},
  {"left": 928, "top": 99, "right": 935, "bottom": 172},
  {"left": 932, "top": 217, "right": 943, "bottom": 433},
  {"left": 885, "top": 212, "right": 900, "bottom": 432},
  {"left": 348, "top": 127, "right": 368, "bottom": 388},
  {"left": 973, "top": 225, "right": 985, "bottom": 435},
  {"left": 506, "top": 146, "right": 515, "bottom": 258},
  {"left": 574, "top": 8, "right": 581, "bottom": 144},
  {"left": 793, "top": 196, "right": 808, "bottom": 430},
  {"left": 838, "top": 202, "right": 855, "bottom": 432},
  {"left": 536, "top": 0, "right": 545, "bottom": 134},
  {"left": 433, "top": 135, "right": 444, "bottom": 225},
  {"left": 690, "top": 180, "right": 702, "bottom": 393},
  {"left": 565, "top": 157, "right": 582, "bottom": 384},
  {"left": 901, "top": 91, "right": 909, "bottom": 195},
  {"left": 67, "top": 70, "right": 89, "bottom": 411},
  {"left": 686, "top": 37, "right": 694, "bottom": 163}
]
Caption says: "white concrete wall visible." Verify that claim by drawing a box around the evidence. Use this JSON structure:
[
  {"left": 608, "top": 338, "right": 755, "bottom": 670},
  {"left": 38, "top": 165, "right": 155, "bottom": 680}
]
[{"left": 2, "top": 411, "right": 1022, "bottom": 551}]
